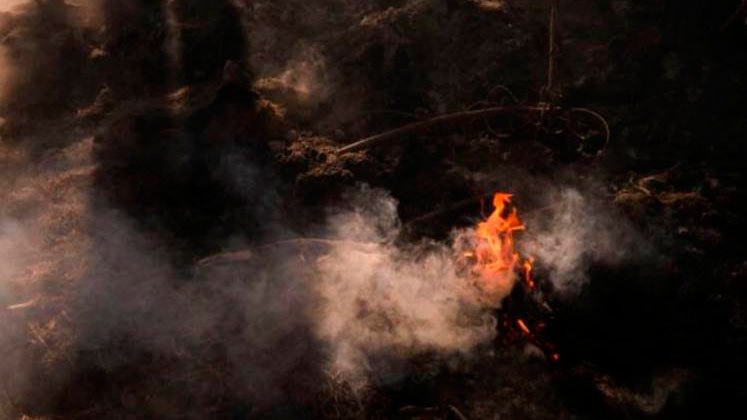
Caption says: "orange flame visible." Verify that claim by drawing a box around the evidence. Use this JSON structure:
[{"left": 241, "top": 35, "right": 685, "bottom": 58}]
[
  {"left": 471, "top": 193, "right": 533, "bottom": 298},
  {"left": 522, "top": 258, "right": 536, "bottom": 290},
  {"left": 469, "top": 193, "right": 559, "bottom": 362}
]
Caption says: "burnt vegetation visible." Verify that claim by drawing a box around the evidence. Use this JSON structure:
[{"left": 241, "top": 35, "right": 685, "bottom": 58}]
[{"left": 0, "top": 0, "right": 746, "bottom": 419}]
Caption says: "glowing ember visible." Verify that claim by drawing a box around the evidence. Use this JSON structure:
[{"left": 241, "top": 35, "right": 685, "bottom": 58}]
[{"left": 516, "top": 319, "right": 531, "bottom": 335}]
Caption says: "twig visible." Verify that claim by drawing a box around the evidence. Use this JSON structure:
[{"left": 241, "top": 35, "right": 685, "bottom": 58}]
[
  {"left": 335, "top": 1, "right": 618, "bottom": 157},
  {"left": 359, "top": 109, "right": 419, "bottom": 121},
  {"left": 336, "top": 104, "right": 610, "bottom": 156},
  {"left": 1, "top": 383, "right": 20, "bottom": 413},
  {"left": 337, "top": 106, "right": 544, "bottom": 153},
  {"left": 448, "top": 404, "right": 469, "bottom": 420},
  {"left": 405, "top": 195, "right": 491, "bottom": 227},
  {"left": 28, "top": 322, "right": 74, "bottom": 366},
  {"left": 486, "top": 84, "right": 520, "bottom": 105},
  {"left": 568, "top": 107, "right": 611, "bottom": 156}
]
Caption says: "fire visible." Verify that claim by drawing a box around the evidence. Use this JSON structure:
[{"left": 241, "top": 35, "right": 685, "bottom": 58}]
[
  {"left": 468, "top": 192, "right": 560, "bottom": 363},
  {"left": 470, "top": 193, "right": 534, "bottom": 298},
  {"left": 522, "top": 258, "right": 536, "bottom": 290}
]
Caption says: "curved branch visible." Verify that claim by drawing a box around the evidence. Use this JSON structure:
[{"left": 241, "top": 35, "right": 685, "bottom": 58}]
[
  {"left": 568, "top": 107, "right": 611, "bottom": 156},
  {"left": 337, "top": 105, "right": 544, "bottom": 154}
]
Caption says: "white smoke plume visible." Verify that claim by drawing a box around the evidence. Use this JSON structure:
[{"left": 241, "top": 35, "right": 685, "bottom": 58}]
[
  {"left": 0, "top": 131, "right": 497, "bottom": 415},
  {"left": 246, "top": 0, "right": 392, "bottom": 131},
  {"left": 522, "top": 186, "right": 649, "bottom": 293},
  {"left": 255, "top": 43, "right": 334, "bottom": 107},
  {"left": 1, "top": 127, "right": 646, "bottom": 414},
  {"left": 0, "top": 119, "right": 646, "bottom": 417},
  {"left": 0, "top": 1, "right": 27, "bottom": 13},
  {"left": 314, "top": 187, "right": 496, "bottom": 385}
]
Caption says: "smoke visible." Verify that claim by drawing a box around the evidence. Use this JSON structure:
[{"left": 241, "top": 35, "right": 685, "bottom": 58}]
[
  {"left": 0, "top": 141, "right": 648, "bottom": 417},
  {"left": 0, "top": 1, "right": 27, "bottom": 13},
  {"left": 462, "top": 164, "right": 650, "bottom": 295},
  {"left": 66, "top": 185, "right": 494, "bottom": 402},
  {"left": 0, "top": 125, "right": 645, "bottom": 415},
  {"left": 246, "top": 1, "right": 394, "bottom": 131},
  {"left": 315, "top": 187, "right": 495, "bottom": 385},
  {"left": 0, "top": 114, "right": 646, "bottom": 416},
  {"left": 0, "top": 130, "right": 308, "bottom": 412},
  {"left": 0, "top": 129, "right": 496, "bottom": 416},
  {"left": 255, "top": 44, "right": 335, "bottom": 108},
  {"left": 521, "top": 186, "right": 650, "bottom": 293}
]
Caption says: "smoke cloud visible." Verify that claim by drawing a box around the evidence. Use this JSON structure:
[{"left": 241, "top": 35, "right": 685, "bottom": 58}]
[
  {"left": 315, "top": 187, "right": 495, "bottom": 385},
  {"left": 0, "top": 134, "right": 495, "bottom": 414},
  {"left": 521, "top": 185, "right": 650, "bottom": 293},
  {"left": 0, "top": 1, "right": 27, "bottom": 13},
  {"left": 255, "top": 43, "right": 335, "bottom": 108},
  {"left": 0, "top": 141, "right": 648, "bottom": 417},
  {"left": 0, "top": 129, "right": 645, "bottom": 415}
]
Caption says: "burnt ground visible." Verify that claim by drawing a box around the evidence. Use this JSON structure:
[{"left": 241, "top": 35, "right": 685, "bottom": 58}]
[{"left": 1, "top": 0, "right": 746, "bottom": 419}]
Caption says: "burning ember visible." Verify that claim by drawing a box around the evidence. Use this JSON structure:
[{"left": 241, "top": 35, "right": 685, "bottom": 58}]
[{"left": 466, "top": 192, "right": 559, "bottom": 362}]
